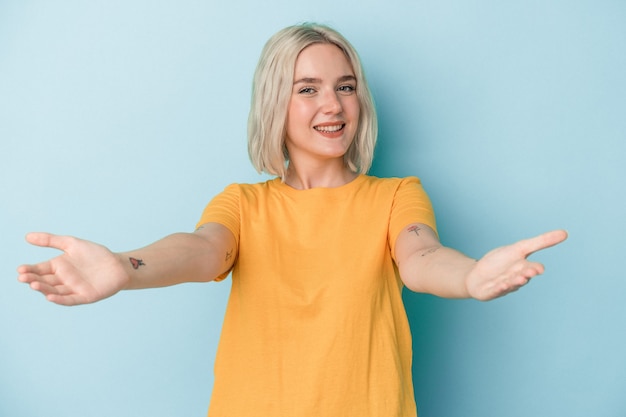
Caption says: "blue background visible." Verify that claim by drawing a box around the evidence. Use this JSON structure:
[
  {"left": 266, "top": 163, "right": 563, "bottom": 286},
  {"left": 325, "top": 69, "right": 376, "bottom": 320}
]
[{"left": 1, "top": 1, "right": 624, "bottom": 416}]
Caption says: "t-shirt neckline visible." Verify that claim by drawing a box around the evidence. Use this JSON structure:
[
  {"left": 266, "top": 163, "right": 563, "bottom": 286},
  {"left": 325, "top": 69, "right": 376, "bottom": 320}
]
[{"left": 271, "top": 174, "right": 367, "bottom": 196}]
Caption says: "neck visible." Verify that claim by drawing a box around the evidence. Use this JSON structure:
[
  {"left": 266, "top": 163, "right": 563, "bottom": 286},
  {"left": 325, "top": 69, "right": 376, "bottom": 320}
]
[{"left": 284, "top": 162, "right": 358, "bottom": 190}]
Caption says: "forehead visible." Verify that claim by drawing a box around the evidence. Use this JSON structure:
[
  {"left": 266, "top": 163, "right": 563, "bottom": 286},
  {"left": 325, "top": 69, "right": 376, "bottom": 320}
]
[{"left": 293, "top": 43, "right": 354, "bottom": 77}]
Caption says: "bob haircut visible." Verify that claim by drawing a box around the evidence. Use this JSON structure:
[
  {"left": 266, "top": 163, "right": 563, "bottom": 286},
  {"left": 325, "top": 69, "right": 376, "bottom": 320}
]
[{"left": 248, "top": 23, "right": 377, "bottom": 179}]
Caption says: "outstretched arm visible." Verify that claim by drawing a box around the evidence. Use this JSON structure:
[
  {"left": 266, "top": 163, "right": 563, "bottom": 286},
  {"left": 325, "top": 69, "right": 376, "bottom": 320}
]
[
  {"left": 394, "top": 224, "right": 567, "bottom": 301},
  {"left": 17, "top": 223, "right": 236, "bottom": 306}
]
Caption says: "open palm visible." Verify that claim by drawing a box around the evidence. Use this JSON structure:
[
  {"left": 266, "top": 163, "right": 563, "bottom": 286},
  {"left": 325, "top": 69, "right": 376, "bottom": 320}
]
[
  {"left": 466, "top": 230, "right": 567, "bottom": 301},
  {"left": 17, "top": 233, "right": 129, "bottom": 306}
]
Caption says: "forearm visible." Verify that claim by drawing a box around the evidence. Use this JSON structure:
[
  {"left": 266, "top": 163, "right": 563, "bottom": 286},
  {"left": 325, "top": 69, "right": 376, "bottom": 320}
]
[
  {"left": 399, "top": 246, "right": 476, "bottom": 298},
  {"left": 120, "top": 232, "right": 230, "bottom": 290}
]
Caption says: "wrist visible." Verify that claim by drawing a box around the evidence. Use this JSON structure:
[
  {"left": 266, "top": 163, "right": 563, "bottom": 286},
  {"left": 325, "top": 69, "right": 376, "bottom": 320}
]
[
  {"left": 463, "top": 258, "right": 480, "bottom": 299},
  {"left": 117, "top": 252, "right": 138, "bottom": 290}
]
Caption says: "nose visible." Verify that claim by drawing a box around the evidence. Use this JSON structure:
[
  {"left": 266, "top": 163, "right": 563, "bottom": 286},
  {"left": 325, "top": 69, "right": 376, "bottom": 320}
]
[{"left": 320, "top": 89, "right": 343, "bottom": 114}]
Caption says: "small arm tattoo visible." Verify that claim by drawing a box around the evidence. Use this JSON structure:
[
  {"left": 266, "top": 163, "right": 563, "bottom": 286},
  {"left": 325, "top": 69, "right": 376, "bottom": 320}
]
[
  {"left": 129, "top": 257, "right": 146, "bottom": 270},
  {"left": 407, "top": 225, "right": 421, "bottom": 236},
  {"left": 225, "top": 249, "right": 233, "bottom": 262}
]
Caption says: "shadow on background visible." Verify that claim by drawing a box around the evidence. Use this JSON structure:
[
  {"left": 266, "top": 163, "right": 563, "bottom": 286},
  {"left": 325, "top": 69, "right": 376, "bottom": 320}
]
[{"left": 369, "top": 88, "right": 461, "bottom": 414}]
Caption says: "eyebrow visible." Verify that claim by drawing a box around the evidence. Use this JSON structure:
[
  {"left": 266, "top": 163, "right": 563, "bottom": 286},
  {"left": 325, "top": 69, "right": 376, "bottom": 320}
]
[{"left": 293, "top": 75, "right": 356, "bottom": 85}]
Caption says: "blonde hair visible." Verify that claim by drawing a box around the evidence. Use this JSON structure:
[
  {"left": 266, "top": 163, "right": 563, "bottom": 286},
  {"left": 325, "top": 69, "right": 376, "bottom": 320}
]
[{"left": 247, "top": 23, "right": 377, "bottom": 179}]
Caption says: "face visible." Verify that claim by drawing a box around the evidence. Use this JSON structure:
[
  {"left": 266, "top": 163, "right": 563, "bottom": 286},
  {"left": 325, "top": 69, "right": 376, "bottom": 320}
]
[{"left": 284, "top": 43, "right": 360, "bottom": 168}]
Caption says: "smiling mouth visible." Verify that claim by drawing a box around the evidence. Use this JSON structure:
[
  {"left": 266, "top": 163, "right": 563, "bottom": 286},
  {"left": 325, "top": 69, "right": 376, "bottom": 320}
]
[{"left": 314, "top": 124, "right": 345, "bottom": 133}]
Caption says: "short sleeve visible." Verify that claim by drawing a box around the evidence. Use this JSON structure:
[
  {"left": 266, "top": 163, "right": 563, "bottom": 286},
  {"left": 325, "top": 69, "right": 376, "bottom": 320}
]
[
  {"left": 196, "top": 183, "right": 241, "bottom": 240},
  {"left": 196, "top": 184, "right": 241, "bottom": 281},
  {"left": 388, "top": 177, "right": 437, "bottom": 258}
]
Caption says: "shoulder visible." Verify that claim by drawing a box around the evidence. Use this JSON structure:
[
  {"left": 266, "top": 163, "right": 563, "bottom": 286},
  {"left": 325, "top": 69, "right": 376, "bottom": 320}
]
[
  {"left": 217, "top": 177, "right": 281, "bottom": 194},
  {"left": 361, "top": 174, "right": 422, "bottom": 183},
  {"left": 233, "top": 177, "right": 282, "bottom": 197},
  {"left": 208, "top": 178, "right": 286, "bottom": 208},
  {"left": 359, "top": 175, "right": 425, "bottom": 193}
]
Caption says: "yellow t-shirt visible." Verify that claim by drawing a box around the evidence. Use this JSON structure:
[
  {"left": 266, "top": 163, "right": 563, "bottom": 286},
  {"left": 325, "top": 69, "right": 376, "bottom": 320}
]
[{"left": 197, "top": 175, "right": 437, "bottom": 417}]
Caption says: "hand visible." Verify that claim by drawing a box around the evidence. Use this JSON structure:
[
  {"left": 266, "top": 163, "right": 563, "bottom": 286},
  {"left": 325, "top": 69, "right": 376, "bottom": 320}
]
[
  {"left": 465, "top": 230, "right": 568, "bottom": 301},
  {"left": 17, "top": 232, "right": 130, "bottom": 306}
]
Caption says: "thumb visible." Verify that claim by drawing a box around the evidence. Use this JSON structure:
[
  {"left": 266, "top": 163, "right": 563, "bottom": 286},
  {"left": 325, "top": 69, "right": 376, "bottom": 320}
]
[
  {"left": 517, "top": 229, "right": 569, "bottom": 258},
  {"left": 25, "top": 232, "right": 70, "bottom": 251}
]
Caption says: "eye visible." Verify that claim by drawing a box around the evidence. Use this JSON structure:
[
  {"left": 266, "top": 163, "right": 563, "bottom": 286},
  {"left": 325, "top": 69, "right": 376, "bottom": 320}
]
[
  {"left": 298, "top": 86, "right": 316, "bottom": 95},
  {"left": 337, "top": 84, "right": 356, "bottom": 94}
]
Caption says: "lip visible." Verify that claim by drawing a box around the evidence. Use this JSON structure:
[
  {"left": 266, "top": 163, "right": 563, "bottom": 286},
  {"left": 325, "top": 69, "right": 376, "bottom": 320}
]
[
  {"left": 313, "top": 122, "right": 346, "bottom": 138},
  {"left": 314, "top": 121, "right": 345, "bottom": 127}
]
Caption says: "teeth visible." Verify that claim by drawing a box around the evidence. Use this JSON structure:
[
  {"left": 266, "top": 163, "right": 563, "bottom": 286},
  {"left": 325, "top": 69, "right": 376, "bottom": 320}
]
[{"left": 315, "top": 124, "right": 344, "bottom": 133}]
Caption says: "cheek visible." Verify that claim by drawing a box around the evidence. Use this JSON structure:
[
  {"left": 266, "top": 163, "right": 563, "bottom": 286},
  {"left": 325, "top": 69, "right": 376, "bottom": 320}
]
[
  {"left": 286, "top": 101, "right": 312, "bottom": 131},
  {"left": 346, "top": 98, "right": 360, "bottom": 124},
  {"left": 353, "top": 104, "right": 361, "bottom": 121}
]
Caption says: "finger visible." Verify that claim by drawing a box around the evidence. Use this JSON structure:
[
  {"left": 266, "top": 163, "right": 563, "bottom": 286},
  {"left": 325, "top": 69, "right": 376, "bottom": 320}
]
[
  {"left": 25, "top": 232, "right": 73, "bottom": 252},
  {"left": 517, "top": 229, "right": 568, "bottom": 257},
  {"left": 17, "top": 271, "right": 43, "bottom": 284},
  {"left": 29, "top": 280, "right": 73, "bottom": 296},
  {"left": 46, "top": 293, "right": 88, "bottom": 306},
  {"left": 507, "top": 262, "right": 545, "bottom": 292},
  {"left": 29, "top": 280, "right": 90, "bottom": 306},
  {"left": 521, "top": 261, "right": 545, "bottom": 278},
  {"left": 17, "top": 262, "right": 56, "bottom": 279},
  {"left": 501, "top": 261, "right": 544, "bottom": 292},
  {"left": 511, "top": 264, "right": 540, "bottom": 285}
]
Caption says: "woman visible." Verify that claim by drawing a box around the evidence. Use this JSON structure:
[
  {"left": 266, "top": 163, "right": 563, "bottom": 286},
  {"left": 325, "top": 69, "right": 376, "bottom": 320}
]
[{"left": 17, "top": 23, "right": 567, "bottom": 417}]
